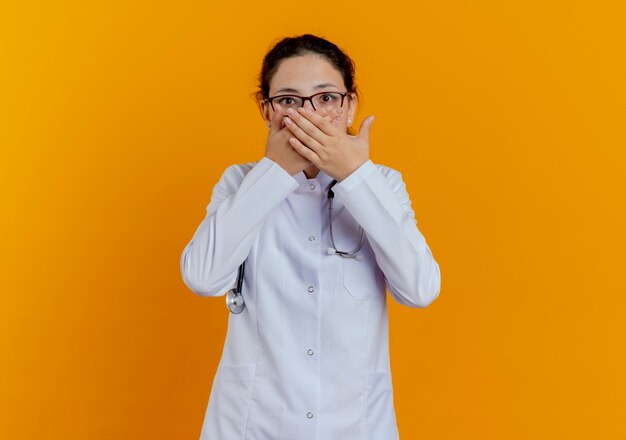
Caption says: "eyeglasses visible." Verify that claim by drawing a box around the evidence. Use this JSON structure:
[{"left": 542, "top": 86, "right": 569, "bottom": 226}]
[{"left": 265, "top": 91, "right": 350, "bottom": 112}]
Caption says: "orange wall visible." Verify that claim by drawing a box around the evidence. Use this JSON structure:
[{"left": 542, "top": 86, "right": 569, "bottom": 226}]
[{"left": 1, "top": 1, "right": 625, "bottom": 438}]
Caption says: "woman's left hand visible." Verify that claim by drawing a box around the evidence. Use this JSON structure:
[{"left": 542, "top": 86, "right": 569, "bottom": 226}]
[{"left": 283, "top": 107, "right": 375, "bottom": 181}]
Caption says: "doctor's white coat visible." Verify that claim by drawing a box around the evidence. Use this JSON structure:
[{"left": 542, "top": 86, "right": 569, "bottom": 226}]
[{"left": 180, "top": 157, "right": 441, "bottom": 440}]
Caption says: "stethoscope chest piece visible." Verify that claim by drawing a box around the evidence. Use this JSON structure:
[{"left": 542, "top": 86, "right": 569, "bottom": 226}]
[
  {"left": 226, "top": 288, "right": 245, "bottom": 314},
  {"left": 226, "top": 261, "right": 246, "bottom": 314}
]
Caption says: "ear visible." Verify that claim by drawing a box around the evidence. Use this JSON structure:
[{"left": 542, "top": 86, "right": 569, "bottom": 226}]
[
  {"left": 260, "top": 99, "right": 272, "bottom": 127},
  {"left": 347, "top": 93, "right": 357, "bottom": 127}
]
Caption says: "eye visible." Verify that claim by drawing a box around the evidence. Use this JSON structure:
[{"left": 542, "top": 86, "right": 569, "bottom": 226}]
[
  {"left": 276, "top": 96, "right": 298, "bottom": 106},
  {"left": 314, "top": 93, "right": 341, "bottom": 106}
]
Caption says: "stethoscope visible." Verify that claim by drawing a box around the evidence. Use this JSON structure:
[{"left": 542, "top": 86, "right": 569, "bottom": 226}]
[
  {"left": 226, "top": 179, "right": 364, "bottom": 314},
  {"left": 226, "top": 261, "right": 246, "bottom": 314}
]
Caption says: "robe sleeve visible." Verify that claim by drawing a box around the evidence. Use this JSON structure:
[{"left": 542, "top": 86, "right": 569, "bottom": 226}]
[
  {"left": 180, "top": 157, "right": 298, "bottom": 297},
  {"left": 332, "top": 160, "right": 441, "bottom": 308}
]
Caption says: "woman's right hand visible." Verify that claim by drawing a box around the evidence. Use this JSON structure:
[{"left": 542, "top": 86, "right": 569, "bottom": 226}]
[{"left": 265, "top": 104, "right": 342, "bottom": 176}]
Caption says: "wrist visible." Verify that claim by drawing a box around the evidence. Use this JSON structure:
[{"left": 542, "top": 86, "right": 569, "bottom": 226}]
[
  {"left": 265, "top": 154, "right": 301, "bottom": 176},
  {"left": 337, "top": 158, "right": 368, "bottom": 182}
]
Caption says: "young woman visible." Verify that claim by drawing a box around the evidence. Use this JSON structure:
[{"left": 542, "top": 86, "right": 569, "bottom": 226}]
[{"left": 180, "top": 34, "right": 441, "bottom": 440}]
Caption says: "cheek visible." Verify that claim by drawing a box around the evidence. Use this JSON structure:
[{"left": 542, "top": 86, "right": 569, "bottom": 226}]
[{"left": 331, "top": 113, "right": 348, "bottom": 128}]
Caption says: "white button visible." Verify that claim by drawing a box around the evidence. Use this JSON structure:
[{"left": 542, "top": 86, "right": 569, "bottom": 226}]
[
  {"left": 307, "top": 349, "right": 314, "bottom": 356},
  {"left": 308, "top": 235, "right": 315, "bottom": 241},
  {"left": 307, "top": 286, "right": 315, "bottom": 293},
  {"left": 309, "top": 184, "right": 316, "bottom": 190},
  {"left": 307, "top": 412, "right": 314, "bottom": 419}
]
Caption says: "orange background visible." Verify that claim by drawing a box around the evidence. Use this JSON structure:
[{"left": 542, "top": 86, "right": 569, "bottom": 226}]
[{"left": 1, "top": 1, "right": 625, "bottom": 438}]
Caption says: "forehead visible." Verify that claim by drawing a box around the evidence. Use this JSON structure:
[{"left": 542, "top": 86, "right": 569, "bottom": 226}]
[{"left": 269, "top": 54, "right": 345, "bottom": 94}]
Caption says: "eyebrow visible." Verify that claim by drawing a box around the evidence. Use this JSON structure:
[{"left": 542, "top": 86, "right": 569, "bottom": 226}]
[
  {"left": 274, "top": 83, "right": 340, "bottom": 94},
  {"left": 314, "top": 83, "right": 340, "bottom": 90}
]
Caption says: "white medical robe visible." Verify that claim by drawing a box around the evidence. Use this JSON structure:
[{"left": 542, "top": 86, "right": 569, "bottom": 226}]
[{"left": 180, "top": 157, "right": 441, "bottom": 440}]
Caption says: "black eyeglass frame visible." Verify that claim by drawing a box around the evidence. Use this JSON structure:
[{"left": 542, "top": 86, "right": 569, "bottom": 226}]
[{"left": 264, "top": 91, "right": 351, "bottom": 112}]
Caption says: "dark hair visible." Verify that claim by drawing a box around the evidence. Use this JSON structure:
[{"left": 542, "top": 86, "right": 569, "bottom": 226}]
[{"left": 257, "top": 34, "right": 358, "bottom": 100}]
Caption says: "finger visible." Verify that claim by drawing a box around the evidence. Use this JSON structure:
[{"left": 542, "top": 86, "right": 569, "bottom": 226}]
[
  {"left": 279, "top": 107, "right": 330, "bottom": 132},
  {"left": 269, "top": 104, "right": 285, "bottom": 135},
  {"left": 285, "top": 107, "right": 333, "bottom": 143},
  {"left": 283, "top": 116, "right": 324, "bottom": 153},
  {"left": 288, "top": 106, "right": 340, "bottom": 128},
  {"left": 357, "top": 115, "right": 375, "bottom": 141},
  {"left": 330, "top": 108, "right": 344, "bottom": 127},
  {"left": 315, "top": 108, "right": 343, "bottom": 128},
  {"left": 316, "top": 107, "right": 332, "bottom": 119},
  {"left": 300, "top": 106, "right": 341, "bottom": 136},
  {"left": 289, "top": 136, "right": 321, "bottom": 166}
]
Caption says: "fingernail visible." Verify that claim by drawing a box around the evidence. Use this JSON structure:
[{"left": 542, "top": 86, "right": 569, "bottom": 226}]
[
  {"left": 298, "top": 107, "right": 306, "bottom": 114},
  {"left": 283, "top": 117, "right": 292, "bottom": 125}
]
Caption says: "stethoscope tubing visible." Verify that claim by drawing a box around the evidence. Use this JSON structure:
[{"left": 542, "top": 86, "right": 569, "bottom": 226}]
[{"left": 327, "top": 180, "right": 364, "bottom": 259}]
